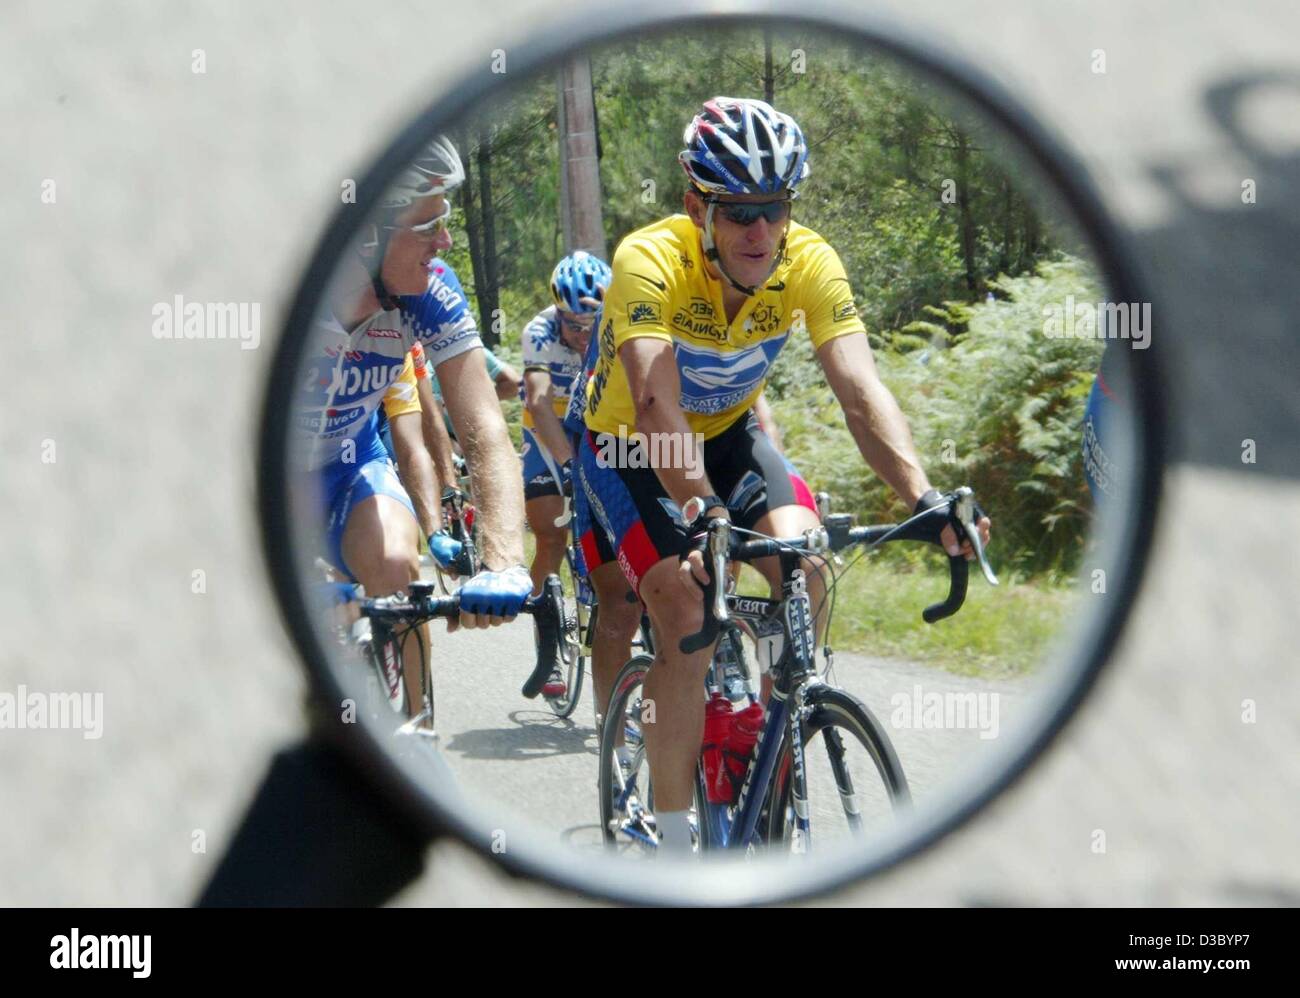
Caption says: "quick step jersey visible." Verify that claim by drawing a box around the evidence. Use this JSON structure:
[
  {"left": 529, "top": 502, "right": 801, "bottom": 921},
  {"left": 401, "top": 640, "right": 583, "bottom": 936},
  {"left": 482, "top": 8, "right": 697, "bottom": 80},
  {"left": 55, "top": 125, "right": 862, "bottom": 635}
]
[
  {"left": 520, "top": 305, "right": 583, "bottom": 432},
  {"left": 294, "top": 258, "right": 482, "bottom": 471}
]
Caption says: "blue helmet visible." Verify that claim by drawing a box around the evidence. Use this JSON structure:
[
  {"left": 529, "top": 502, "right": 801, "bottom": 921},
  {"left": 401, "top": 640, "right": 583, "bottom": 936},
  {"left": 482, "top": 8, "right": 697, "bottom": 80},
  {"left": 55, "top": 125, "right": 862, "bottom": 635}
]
[
  {"left": 678, "top": 97, "right": 810, "bottom": 196},
  {"left": 550, "top": 251, "right": 612, "bottom": 314}
]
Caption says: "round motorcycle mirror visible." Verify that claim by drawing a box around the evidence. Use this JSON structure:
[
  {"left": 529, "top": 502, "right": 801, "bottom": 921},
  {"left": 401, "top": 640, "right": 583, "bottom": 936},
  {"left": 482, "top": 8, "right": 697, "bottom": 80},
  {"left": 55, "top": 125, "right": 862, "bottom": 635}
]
[{"left": 250, "top": 6, "right": 1164, "bottom": 906}]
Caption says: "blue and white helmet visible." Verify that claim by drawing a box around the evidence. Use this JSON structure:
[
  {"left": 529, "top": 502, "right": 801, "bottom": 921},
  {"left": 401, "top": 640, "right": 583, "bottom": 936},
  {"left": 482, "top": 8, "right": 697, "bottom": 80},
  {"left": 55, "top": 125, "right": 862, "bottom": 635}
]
[
  {"left": 550, "top": 251, "right": 612, "bottom": 314},
  {"left": 678, "top": 97, "right": 810, "bottom": 196}
]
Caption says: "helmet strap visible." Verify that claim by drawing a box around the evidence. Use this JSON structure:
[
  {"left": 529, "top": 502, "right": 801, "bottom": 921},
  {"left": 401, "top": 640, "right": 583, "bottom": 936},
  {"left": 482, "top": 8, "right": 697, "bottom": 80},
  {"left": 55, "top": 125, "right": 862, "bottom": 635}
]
[{"left": 360, "top": 225, "right": 400, "bottom": 311}]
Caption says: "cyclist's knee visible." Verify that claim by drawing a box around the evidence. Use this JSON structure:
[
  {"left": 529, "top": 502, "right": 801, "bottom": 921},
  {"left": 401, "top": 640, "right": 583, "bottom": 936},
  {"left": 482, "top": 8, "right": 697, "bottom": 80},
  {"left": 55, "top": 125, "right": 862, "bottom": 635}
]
[
  {"left": 532, "top": 525, "right": 567, "bottom": 552},
  {"left": 598, "top": 590, "right": 642, "bottom": 641},
  {"left": 356, "top": 549, "right": 418, "bottom": 596},
  {"left": 639, "top": 559, "right": 705, "bottom": 638}
]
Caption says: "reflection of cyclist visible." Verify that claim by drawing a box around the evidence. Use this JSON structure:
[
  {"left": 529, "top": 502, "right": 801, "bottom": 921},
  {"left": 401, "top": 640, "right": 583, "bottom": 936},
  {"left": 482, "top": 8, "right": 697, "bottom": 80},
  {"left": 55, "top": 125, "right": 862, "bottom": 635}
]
[
  {"left": 296, "top": 135, "right": 531, "bottom": 710},
  {"left": 562, "top": 307, "right": 646, "bottom": 716},
  {"left": 521, "top": 253, "right": 610, "bottom": 593},
  {"left": 575, "top": 98, "right": 991, "bottom": 854},
  {"left": 1083, "top": 343, "right": 1122, "bottom": 504},
  {"left": 519, "top": 253, "right": 612, "bottom": 699}
]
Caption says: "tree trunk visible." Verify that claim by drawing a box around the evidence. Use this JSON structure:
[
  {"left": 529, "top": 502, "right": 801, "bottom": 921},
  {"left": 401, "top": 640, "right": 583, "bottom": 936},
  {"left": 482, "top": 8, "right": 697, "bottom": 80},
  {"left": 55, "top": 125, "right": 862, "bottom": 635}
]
[
  {"left": 999, "top": 176, "right": 1013, "bottom": 274},
  {"left": 457, "top": 126, "right": 487, "bottom": 333},
  {"left": 763, "top": 28, "right": 774, "bottom": 105},
  {"left": 556, "top": 67, "right": 571, "bottom": 260},
  {"left": 1019, "top": 202, "right": 1041, "bottom": 271},
  {"left": 954, "top": 129, "right": 978, "bottom": 294},
  {"left": 476, "top": 120, "right": 501, "bottom": 346}
]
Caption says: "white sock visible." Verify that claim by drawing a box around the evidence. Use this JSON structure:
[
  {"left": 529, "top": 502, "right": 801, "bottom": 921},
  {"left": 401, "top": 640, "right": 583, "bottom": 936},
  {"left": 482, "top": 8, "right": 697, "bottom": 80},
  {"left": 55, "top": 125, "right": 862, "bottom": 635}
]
[{"left": 656, "top": 809, "right": 694, "bottom": 856}]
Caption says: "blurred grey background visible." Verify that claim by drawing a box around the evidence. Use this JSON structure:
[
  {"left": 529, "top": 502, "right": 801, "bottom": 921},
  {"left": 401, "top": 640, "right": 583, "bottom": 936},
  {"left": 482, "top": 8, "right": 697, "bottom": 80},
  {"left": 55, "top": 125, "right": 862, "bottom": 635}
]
[{"left": 1, "top": 0, "right": 1297, "bottom": 906}]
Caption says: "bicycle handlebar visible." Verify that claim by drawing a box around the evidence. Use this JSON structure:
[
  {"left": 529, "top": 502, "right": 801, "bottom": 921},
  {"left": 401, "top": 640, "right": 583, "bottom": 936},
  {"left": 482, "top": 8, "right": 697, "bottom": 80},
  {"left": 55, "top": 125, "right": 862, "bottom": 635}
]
[
  {"left": 354, "top": 576, "right": 566, "bottom": 700},
  {"left": 678, "top": 487, "right": 997, "bottom": 655}
]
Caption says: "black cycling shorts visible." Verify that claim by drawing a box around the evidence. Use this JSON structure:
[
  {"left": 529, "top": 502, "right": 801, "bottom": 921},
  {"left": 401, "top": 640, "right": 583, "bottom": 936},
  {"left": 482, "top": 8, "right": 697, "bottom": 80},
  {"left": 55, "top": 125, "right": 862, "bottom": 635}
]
[{"left": 574, "top": 410, "right": 816, "bottom": 596}]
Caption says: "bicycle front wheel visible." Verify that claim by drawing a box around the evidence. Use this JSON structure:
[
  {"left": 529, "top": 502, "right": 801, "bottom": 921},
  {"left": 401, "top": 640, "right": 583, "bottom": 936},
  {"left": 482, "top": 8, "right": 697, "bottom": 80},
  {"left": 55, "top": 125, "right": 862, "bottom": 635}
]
[
  {"left": 766, "top": 685, "right": 910, "bottom": 855},
  {"left": 597, "top": 654, "right": 656, "bottom": 852}
]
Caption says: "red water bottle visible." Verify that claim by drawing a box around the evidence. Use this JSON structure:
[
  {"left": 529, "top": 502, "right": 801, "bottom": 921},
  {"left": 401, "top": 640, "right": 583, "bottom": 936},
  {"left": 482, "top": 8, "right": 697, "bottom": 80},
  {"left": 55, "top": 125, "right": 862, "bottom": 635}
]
[
  {"left": 701, "top": 693, "right": 734, "bottom": 805},
  {"left": 722, "top": 702, "right": 764, "bottom": 804}
]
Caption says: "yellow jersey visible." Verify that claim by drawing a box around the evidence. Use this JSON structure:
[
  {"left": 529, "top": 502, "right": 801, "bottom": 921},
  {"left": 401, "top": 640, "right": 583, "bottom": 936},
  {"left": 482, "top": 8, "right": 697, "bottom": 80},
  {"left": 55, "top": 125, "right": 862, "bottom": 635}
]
[
  {"left": 585, "top": 214, "right": 865, "bottom": 439},
  {"left": 384, "top": 351, "right": 422, "bottom": 421}
]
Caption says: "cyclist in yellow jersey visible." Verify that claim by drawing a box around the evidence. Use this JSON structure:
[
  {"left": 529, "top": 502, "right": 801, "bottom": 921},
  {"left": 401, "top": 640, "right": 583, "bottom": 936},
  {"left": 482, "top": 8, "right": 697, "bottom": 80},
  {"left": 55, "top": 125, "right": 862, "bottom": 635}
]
[{"left": 573, "top": 97, "right": 991, "bottom": 854}]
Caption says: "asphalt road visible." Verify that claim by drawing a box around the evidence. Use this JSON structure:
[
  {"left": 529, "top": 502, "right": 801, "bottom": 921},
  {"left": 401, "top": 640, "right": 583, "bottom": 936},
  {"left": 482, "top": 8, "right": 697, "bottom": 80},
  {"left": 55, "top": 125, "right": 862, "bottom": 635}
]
[{"left": 375, "top": 593, "right": 1035, "bottom": 857}]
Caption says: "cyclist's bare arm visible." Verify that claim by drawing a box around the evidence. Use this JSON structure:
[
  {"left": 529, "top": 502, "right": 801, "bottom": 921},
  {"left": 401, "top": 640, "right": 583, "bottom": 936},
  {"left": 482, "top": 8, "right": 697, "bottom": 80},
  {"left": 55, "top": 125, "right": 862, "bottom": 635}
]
[
  {"left": 494, "top": 362, "right": 523, "bottom": 402},
  {"left": 817, "top": 331, "right": 990, "bottom": 555},
  {"left": 438, "top": 349, "right": 525, "bottom": 569},
  {"left": 621, "top": 336, "right": 725, "bottom": 524},
  {"left": 523, "top": 369, "right": 575, "bottom": 465},
  {"left": 389, "top": 409, "right": 440, "bottom": 537},
  {"left": 415, "top": 376, "right": 461, "bottom": 495},
  {"left": 816, "top": 331, "right": 932, "bottom": 507}
]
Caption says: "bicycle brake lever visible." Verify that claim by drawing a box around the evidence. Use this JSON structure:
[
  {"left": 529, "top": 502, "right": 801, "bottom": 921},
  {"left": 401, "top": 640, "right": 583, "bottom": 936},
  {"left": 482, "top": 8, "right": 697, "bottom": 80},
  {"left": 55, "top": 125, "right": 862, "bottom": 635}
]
[
  {"left": 711, "top": 521, "right": 730, "bottom": 625},
  {"left": 952, "top": 487, "right": 998, "bottom": 586},
  {"left": 679, "top": 518, "right": 729, "bottom": 655},
  {"left": 521, "top": 575, "right": 563, "bottom": 699}
]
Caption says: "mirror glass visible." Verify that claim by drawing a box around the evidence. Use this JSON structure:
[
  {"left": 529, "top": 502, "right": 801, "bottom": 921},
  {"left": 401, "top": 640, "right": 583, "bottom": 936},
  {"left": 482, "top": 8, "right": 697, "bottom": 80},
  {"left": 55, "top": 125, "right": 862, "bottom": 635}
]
[{"left": 272, "top": 18, "right": 1145, "bottom": 901}]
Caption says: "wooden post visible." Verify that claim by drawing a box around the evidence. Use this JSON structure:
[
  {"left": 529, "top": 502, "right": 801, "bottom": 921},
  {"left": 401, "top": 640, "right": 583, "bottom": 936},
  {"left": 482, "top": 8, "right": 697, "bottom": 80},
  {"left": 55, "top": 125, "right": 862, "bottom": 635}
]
[{"left": 556, "top": 55, "right": 607, "bottom": 259}]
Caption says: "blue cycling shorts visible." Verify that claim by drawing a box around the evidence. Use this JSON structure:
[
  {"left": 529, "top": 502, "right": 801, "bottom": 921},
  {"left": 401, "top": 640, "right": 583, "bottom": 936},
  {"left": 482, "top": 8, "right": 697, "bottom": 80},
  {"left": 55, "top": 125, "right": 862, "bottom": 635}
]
[
  {"left": 521, "top": 427, "right": 562, "bottom": 501},
  {"left": 318, "top": 424, "right": 417, "bottom": 580}
]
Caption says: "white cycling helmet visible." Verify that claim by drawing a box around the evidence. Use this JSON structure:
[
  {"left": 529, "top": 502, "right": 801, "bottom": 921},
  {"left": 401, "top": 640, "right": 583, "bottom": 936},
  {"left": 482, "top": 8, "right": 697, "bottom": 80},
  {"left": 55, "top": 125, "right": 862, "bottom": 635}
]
[{"left": 381, "top": 133, "right": 466, "bottom": 210}]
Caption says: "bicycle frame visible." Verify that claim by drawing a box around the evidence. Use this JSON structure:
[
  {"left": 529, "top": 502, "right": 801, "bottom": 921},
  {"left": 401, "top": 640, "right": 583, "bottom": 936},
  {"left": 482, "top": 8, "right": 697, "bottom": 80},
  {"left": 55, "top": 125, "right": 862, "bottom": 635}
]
[{"left": 696, "top": 547, "right": 822, "bottom": 852}]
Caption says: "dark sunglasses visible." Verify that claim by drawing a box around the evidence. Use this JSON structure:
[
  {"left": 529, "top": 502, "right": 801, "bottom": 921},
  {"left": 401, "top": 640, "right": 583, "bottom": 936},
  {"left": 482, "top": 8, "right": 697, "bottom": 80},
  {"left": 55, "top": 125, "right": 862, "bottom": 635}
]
[{"left": 709, "top": 197, "right": 793, "bottom": 226}]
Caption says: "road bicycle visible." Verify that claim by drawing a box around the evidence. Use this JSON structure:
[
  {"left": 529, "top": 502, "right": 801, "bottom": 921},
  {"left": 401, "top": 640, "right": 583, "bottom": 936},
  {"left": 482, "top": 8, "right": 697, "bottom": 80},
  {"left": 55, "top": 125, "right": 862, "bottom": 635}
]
[{"left": 598, "top": 487, "right": 996, "bottom": 856}]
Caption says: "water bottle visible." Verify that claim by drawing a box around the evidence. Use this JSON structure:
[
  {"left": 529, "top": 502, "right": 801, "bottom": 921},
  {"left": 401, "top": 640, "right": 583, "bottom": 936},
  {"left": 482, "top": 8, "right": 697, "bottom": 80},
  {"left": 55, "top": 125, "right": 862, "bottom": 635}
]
[
  {"left": 701, "top": 693, "right": 734, "bottom": 805},
  {"left": 722, "top": 702, "right": 765, "bottom": 804}
]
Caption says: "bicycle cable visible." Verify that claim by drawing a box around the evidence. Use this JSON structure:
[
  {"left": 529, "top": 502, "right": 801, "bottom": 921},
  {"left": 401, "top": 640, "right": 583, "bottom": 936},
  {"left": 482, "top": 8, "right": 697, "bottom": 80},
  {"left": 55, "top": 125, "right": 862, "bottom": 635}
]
[
  {"left": 726, "top": 500, "right": 950, "bottom": 674},
  {"left": 725, "top": 524, "right": 842, "bottom": 672}
]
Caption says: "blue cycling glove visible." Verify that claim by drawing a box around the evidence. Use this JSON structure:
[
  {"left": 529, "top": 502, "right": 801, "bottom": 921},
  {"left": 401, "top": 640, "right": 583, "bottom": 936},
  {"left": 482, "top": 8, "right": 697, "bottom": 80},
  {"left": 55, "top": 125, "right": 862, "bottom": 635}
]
[
  {"left": 459, "top": 565, "right": 533, "bottom": 619},
  {"left": 427, "top": 529, "right": 464, "bottom": 570}
]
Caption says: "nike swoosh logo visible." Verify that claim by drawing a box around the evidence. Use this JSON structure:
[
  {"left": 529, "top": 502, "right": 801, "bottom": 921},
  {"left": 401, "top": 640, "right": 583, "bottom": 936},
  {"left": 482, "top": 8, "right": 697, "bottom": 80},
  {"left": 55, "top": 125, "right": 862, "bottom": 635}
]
[
  {"left": 632, "top": 272, "right": 667, "bottom": 292},
  {"left": 765, "top": 281, "right": 786, "bottom": 291}
]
